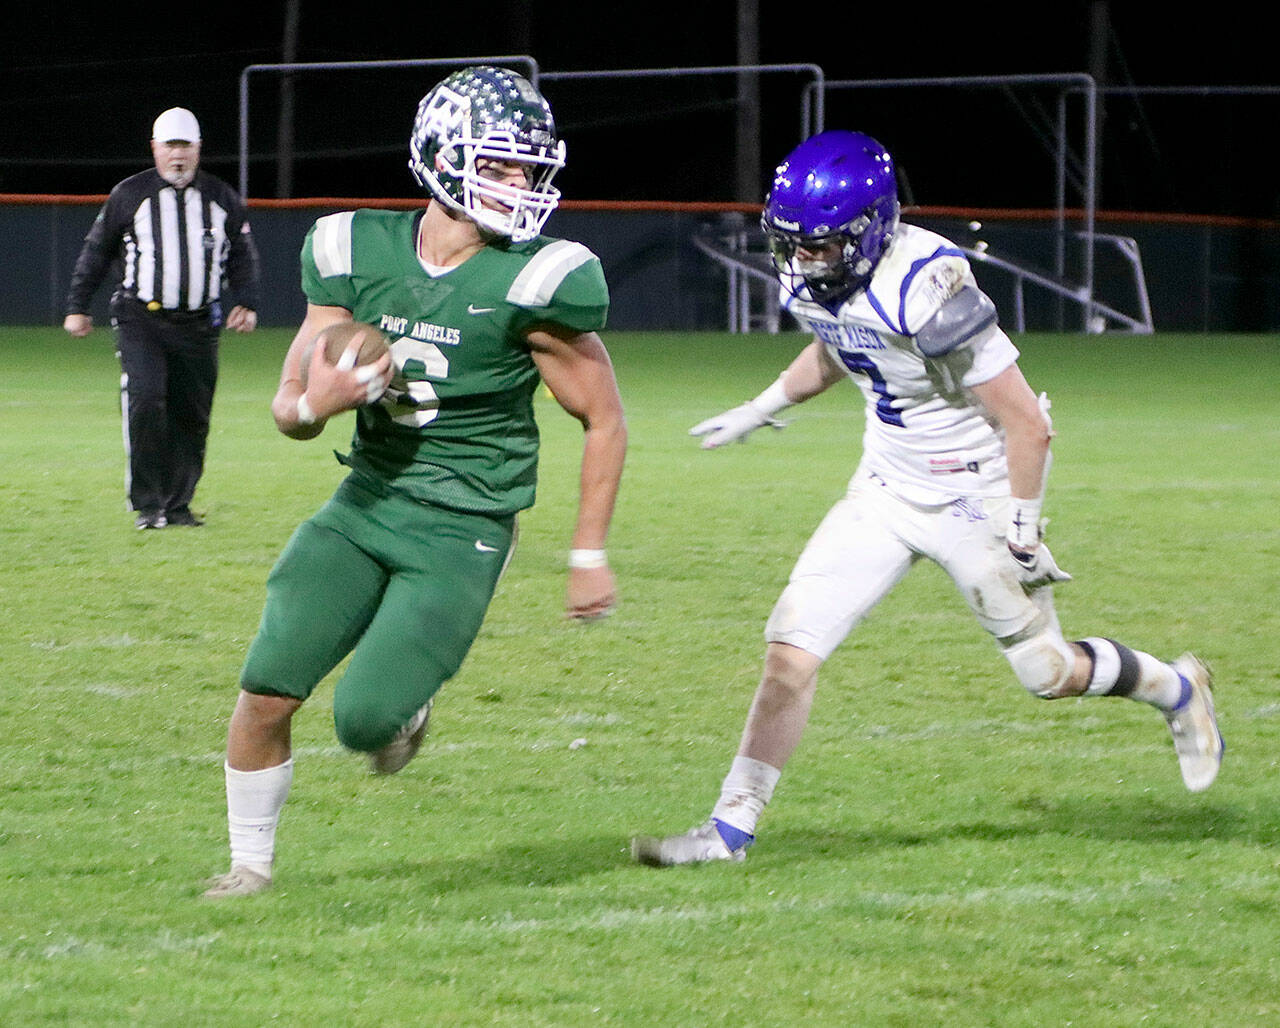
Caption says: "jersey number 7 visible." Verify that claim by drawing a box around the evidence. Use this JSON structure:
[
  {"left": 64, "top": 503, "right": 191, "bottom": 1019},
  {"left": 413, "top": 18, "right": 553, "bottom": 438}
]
[{"left": 838, "top": 351, "right": 904, "bottom": 427}]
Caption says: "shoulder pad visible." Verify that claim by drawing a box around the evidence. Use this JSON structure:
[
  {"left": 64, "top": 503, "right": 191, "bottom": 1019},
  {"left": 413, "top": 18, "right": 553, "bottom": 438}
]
[
  {"left": 505, "top": 239, "right": 609, "bottom": 333},
  {"left": 308, "top": 211, "right": 356, "bottom": 279},
  {"left": 898, "top": 252, "right": 969, "bottom": 334},
  {"left": 506, "top": 240, "right": 598, "bottom": 308},
  {"left": 866, "top": 229, "right": 970, "bottom": 335},
  {"left": 915, "top": 285, "right": 997, "bottom": 357}
]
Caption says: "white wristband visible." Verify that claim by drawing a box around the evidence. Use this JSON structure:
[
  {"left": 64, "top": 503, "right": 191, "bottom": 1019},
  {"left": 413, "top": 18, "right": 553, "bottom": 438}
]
[
  {"left": 569, "top": 548, "right": 607, "bottom": 569},
  {"left": 296, "top": 392, "right": 317, "bottom": 426},
  {"left": 749, "top": 376, "right": 793, "bottom": 418},
  {"left": 1007, "top": 497, "right": 1043, "bottom": 549}
]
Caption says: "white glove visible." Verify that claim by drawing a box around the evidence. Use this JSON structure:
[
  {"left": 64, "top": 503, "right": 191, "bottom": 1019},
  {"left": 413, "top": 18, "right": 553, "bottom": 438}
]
[
  {"left": 689, "top": 402, "right": 786, "bottom": 449},
  {"left": 1009, "top": 542, "right": 1072, "bottom": 591},
  {"left": 689, "top": 378, "right": 793, "bottom": 450}
]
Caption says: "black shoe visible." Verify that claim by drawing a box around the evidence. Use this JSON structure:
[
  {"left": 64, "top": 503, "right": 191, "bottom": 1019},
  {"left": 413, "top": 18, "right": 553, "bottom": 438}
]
[
  {"left": 135, "top": 511, "right": 167, "bottom": 530},
  {"left": 165, "top": 509, "right": 204, "bottom": 527}
]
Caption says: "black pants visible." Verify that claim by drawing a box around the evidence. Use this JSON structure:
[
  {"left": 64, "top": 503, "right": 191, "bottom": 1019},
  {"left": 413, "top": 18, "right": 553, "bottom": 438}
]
[{"left": 112, "top": 298, "right": 220, "bottom": 516}]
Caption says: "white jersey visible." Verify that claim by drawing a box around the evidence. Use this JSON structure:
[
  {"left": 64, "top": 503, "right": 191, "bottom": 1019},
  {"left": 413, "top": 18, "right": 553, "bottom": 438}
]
[{"left": 782, "top": 223, "right": 1020, "bottom": 505}]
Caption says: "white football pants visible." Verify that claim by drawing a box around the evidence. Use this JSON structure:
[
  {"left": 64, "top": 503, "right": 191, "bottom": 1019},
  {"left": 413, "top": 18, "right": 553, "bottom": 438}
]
[{"left": 765, "top": 470, "right": 1045, "bottom": 661}]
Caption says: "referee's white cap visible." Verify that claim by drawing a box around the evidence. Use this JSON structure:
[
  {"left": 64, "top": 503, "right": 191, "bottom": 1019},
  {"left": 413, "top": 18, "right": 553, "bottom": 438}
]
[{"left": 152, "top": 107, "right": 201, "bottom": 143}]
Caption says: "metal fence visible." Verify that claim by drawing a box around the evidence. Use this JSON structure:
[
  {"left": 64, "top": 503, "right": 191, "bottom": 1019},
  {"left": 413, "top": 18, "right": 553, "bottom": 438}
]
[{"left": 7, "top": 69, "right": 1278, "bottom": 334}]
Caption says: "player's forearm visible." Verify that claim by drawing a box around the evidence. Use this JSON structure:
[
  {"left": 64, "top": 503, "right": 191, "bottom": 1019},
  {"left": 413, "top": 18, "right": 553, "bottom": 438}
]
[
  {"left": 972, "top": 366, "right": 1053, "bottom": 504},
  {"left": 1005, "top": 426, "right": 1051, "bottom": 501},
  {"left": 271, "top": 380, "right": 325, "bottom": 440},
  {"left": 1003, "top": 416, "right": 1053, "bottom": 551},
  {"left": 571, "top": 415, "right": 627, "bottom": 550},
  {"left": 779, "top": 340, "right": 842, "bottom": 402}
]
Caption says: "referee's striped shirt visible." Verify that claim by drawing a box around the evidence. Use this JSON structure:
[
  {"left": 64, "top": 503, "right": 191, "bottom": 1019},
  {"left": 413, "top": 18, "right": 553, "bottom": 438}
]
[{"left": 66, "top": 168, "right": 261, "bottom": 317}]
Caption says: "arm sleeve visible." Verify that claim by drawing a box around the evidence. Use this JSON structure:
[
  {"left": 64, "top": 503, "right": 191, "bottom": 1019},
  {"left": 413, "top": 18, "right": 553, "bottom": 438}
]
[
  {"left": 299, "top": 216, "right": 358, "bottom": 311},
  {"left": 225, "top": 197, "right": 262, "bottom": 311},
  {"left": 65, "top": 198, "right": 120, "bottom": 315},
  {"left": 508, "top": 241, "right": 610, "bottom": 335},
  {"left": 936, "top": 322, "right": 1020, "bottom": 388}
]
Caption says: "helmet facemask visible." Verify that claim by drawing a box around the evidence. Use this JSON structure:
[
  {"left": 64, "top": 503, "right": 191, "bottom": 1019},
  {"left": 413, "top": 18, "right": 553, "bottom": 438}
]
[
  {"left": 409, "top": 69, "right": 566, "bottom": 243},
  {"left": 763, "top": 205, "right": 898, "bottom": 307}
]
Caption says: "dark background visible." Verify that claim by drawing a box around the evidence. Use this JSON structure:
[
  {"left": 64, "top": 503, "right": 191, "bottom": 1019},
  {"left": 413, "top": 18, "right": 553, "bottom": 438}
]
[{"left": 4, "top": 1, "right": 1279, "bottom": 218}]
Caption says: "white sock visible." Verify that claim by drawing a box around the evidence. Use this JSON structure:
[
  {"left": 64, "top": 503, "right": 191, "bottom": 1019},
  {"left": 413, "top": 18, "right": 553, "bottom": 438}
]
[
  {"left": 711, "top": 755, "right": 781, "bottom": 838},
  {"left": 1131, "top": 652, "right": 1188, "bottom": 711},
  {"left": 225, "top": 759, "right": 293, "bottom": 877}
]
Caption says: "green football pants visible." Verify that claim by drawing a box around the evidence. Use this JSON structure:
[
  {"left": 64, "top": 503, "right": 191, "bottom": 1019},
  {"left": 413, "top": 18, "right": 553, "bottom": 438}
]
[{"left": 240, "top": 474, "right": 516, "bottom": 752}]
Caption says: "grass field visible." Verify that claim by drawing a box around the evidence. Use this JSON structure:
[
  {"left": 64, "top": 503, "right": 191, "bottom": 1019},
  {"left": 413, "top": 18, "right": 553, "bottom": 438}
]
[{"left": 2, "top": 327, "right": 1278, "bottom": 1026}]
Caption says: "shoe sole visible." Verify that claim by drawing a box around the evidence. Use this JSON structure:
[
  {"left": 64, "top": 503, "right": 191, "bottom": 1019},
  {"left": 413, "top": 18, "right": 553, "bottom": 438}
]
[{"left": 1169, "top": 653, "right": 1223, "bottom": 792}]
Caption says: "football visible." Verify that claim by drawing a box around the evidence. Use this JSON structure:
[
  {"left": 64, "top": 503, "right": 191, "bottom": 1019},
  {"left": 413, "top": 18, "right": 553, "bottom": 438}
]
[{"left": 298, "top": 321, "right": 390, "bottom": 388}]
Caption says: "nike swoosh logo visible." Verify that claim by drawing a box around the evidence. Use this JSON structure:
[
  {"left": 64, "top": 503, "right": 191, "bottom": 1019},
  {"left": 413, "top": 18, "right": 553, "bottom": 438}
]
[
  {"left": 467, "top": 304, "right": 496, "bottom": 315},
  {"left": 474, "top": 540, "right": 500, "bottom": 552}
]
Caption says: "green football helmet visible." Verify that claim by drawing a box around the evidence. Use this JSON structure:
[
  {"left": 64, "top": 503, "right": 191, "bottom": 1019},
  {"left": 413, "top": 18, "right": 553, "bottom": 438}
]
[{"left": 408, "top": 66, "right": 565, "bottom": 242}]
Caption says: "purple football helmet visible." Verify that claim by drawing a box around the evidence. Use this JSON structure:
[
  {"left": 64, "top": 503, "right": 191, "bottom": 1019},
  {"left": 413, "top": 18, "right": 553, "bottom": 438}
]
[{"left": 761, "top": 130, "right": 900, "bottom": 305}]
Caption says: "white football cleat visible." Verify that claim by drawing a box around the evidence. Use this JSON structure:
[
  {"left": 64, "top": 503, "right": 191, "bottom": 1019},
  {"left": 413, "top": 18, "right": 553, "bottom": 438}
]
[
  {"left": 369, "top": 699, "right": 432, "bottom": 775},
  {"left": 1166, "top": 653, "right": 1223, "bottom": 792},
  {"left": 631, "top": 819, "right": 751, "bottom": 866},
  {"left": 202, "top": 865, "right": 271, "bottom": 899}
]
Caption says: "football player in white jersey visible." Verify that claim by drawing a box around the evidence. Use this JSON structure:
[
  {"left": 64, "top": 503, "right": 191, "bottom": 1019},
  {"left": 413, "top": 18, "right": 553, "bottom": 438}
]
[{"left": 632, "top": 130, "right": 1223, "bottom": 866}]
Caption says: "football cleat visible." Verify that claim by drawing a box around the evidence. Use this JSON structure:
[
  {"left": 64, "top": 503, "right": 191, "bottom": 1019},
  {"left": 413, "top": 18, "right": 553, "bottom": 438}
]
[
  {"left": 369, "top": 699, "right": 432, "bottom": 775},
  {"left": 135, "top": 511, "right": 166, "bottom": 530},
  {"left": 202, "top": 865, "right": 271, "bottom": 899},
  {"left": 630, "top": 818, "right": 752, "bottom": 867},
  {"left": 1165, "top": 653, "right": 1223, "bottom": 792}
]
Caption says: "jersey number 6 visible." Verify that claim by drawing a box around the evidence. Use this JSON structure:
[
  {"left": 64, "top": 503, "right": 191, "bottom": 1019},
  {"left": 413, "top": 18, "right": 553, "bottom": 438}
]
[{"left": 384, "top": 337, "right": 450, "bottom": 426}]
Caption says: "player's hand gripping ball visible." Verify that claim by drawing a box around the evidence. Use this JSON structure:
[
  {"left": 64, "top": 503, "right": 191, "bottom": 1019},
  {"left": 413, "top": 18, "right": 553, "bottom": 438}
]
[
  {"left": 298, "top": 321, "right": 389, "bottom": 407},
  {"left": 299, "top": 321, "right": 391, "bottom": 391}
]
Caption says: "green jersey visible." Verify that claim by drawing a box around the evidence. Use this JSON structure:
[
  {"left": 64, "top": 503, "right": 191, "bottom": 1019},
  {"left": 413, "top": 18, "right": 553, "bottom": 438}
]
[{"left": 300, "top": 208, "right": 609, "bottom": 514}]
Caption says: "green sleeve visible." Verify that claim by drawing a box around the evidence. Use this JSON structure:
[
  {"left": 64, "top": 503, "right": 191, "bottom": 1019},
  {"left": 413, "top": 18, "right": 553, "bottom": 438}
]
[
  {"left": 299, "top": 213, "right": 358, "bottom": 311},
  {"left": 508, "top": 239, "right": 609, "bottom": 335}
]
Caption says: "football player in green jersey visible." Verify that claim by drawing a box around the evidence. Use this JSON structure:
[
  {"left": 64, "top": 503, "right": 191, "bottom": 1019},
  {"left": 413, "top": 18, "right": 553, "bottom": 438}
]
[{"left": 205, "top": 67, "right": 627, "bottom": 898}]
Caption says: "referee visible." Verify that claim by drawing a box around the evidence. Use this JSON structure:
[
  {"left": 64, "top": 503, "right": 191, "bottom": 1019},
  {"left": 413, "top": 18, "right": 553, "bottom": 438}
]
[{"left": 65, "top": 107, "right": 262, "bottom": 529}]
